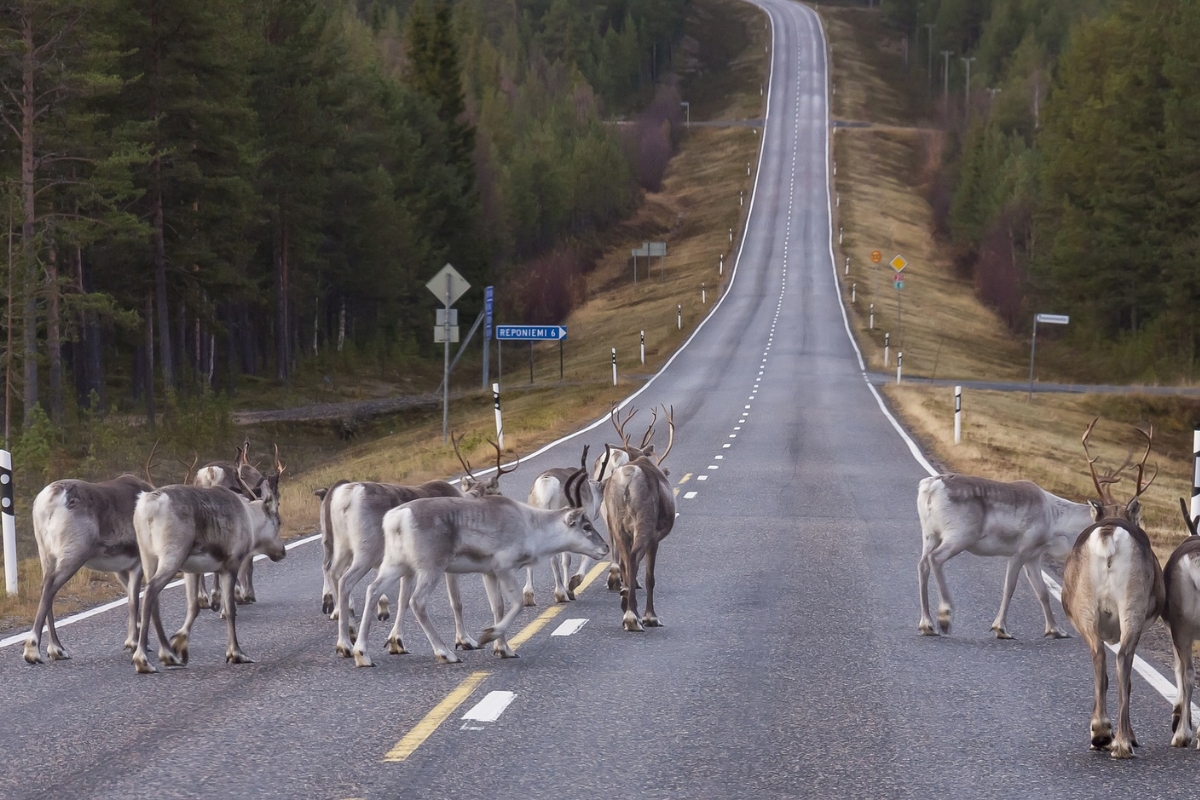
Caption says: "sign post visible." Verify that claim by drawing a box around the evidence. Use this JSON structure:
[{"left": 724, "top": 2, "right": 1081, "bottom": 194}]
[
  {"left": 482, "top": 286, "right": 493, "bottom": 389},
  {"left": 495, "top": 326, "right": 568, "bottom": 387},
  {"left": 1, "top": 450, "right": 14, "bottom": 596},
  {"left": 631, "top": 244, "right": 648, "bottom": 284},
  {"left": 647, "top": 242, "right": 667, "bottom": 281},
  {"left": 426, "top": 263, "right": 470, "bottom": 443},
  {"left": 1028, "top": 313, "right": 1069, "bottom": 400},
  {"left": 890, "top": 255, "right": 908, "bottom": 339}
]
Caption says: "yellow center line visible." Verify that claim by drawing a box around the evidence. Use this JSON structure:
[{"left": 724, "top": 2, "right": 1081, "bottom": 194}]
[
  {"left": 677, "top": 472, "right": 693, "bottom": 485},
  {"left": 381, "top": 560, "right": 611, "bottom": 763},
  {"left": 383, "top": 670, "right": 490, "bottom": 762}
]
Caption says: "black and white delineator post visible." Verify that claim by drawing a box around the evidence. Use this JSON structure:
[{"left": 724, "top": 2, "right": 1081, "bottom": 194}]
[
  {"left": 896, "top": 352, "right": 903, "bottom": 384},
  {"left": 719, "top": 254, "right": 724, "bottom": 276},
  {"left": 677, "top": 304, "right": 682, "bottom": 330},
  {"left": 702, "top": 283, "right": 706, "bottom": 304},
  {"left": 851, "top": 283, "right": 856, "bottom": 303},
  {"left": 640, "top": 331, "right": 645, "bottom": 364},
  {"left": 954, "top": 386, "right": 962, "bottom": 444},
  {"left": 1192, "top": 428, "right": 1200, "bottom": 522},
  {"left": 869, "top": 303, "right": 874, "bottom": 330},
  {"left": 844, "top": 257, "right": 850, "bottom": 276},
  {"left": 2, "top": 449, "right": 15, "bottom": 596},
  {"left": 884, "top": 333, "right": 890, "bottom": 367},
  {"left": 611, "top": 348, "right": 617, "bottom": 386},
  {"left": 492, "top": 383, "right": 504, "bottom": 451}
]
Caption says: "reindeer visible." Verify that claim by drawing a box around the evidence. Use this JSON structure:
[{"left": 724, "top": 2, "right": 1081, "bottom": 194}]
[
  {"left": 23, "top": 457, "right": 154, "bottom": 664},
  {"left": 916, "top": 474, "right": 1093, "bottom": 638},
  {"left": 130, "top": 463, "right": 287, "bottom": 674},
  {"left": 453, "top": 434, "right": 518, "bottom": 497},
  {"left": 191, "top": 441, "right": 267, "bottom": 609},
  {"left": 1061, "top": 419, "right": 1164, "bottom": 758},
  {"left": 1163, "top": 498, "right": 1200, "bottom": 748},
  {"left": 350, "top": 474, "right": 608, "bottom": 666},
  {"left": 524, "top": 445, "right": 611, "bottom": 605},
  {"left": 604, "top": 405, "right": 675, "bottom": 631}
]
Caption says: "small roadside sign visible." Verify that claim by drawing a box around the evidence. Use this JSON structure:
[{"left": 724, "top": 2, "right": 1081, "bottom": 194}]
[
  {"left": 647, "top": 242, "right": 667, "bottom": 257},
  {"left": 495, "top": 325, "right": 567, "bottom": 341},
  {"left": 894, "top": 278, "right": 904, "bottom": 290},
  {"left": 870, "top": 250, "right": 882, "bottom": 263},
  {"left": 1035, "top": 313, "right": 1070, "bottom": 325},
  {"left": 426, "top": 263, "right": 470, "bottom": 307},
  {"left": 890, "top": 254, "right": 908, "bottom": 273},
  {"left": 433, "top": 326, "right": 460, "bottom": 343}
]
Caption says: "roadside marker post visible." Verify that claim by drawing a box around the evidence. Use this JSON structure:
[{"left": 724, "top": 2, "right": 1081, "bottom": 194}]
[
  {"left": 897, "top": 352, "right": 903, "bottom": 384},
  {"left": 851, "top": 283, "right": 856, "bottom": 303},
  {"left": 719, "top": 254, "right": 724, "bottom": 276},
  {"left": 640, "top": 331, "right": 645, "bottom": 365},
  {"left": 869, "top": 303, "right": 874, "bottom": 330},
  {"left": 729, "top": 228, "right": 733, "bottom": 244},
  {"left": 884, "top": 333, "right": 890, "bottom": 367},
  {"left": 492, "top": 384, "right": 504, "bottom": 452},
  {"left": 954, "top": 386, "right": 962, "bottom": 445},
  {"left": 611, "top": 348, "right": 617, "bottom": 386},
  {"left": 1027, "top": 313, "right": 1070, "bottom": 400},
  {"left": 740, "top": 190, "right": 744, "bottom": 207},
  {"left": 702, "top": 283, "right": 706, "bottom": 304},
  {"left": 677, "top": 304, "right": 682, "bottom": 331},
  {"left": 844, "top": 257, "right": 850, "bottom": 276},
  {"left": 1, "top": 449, "right": 14, "bottom": 596},
  {"left": 1192, "top": 429, "right": 1200, "bottom": 522},
  {"left": 839, "top": 226, "right": 843, "bottom": 245}
]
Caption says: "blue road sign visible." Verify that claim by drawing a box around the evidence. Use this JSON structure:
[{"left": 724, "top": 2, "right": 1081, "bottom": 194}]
[
  {"left": 484, "top": 286, "right": 494, "bottom": 340},
  {"left": 495, "top": 325, "right": 567, "bottom": 341}
]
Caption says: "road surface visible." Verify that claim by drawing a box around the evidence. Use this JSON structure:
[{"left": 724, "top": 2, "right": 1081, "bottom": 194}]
[{"left": 2, "top": 2, "right": 1197, "bottom": 797}]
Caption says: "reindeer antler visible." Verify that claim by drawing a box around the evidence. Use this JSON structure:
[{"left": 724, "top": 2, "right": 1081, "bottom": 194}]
[
  {"left": 597, "top": 443, "right": 613, "bottom": 482},
  {"left": 1130, "top": 424, "right": 1157, "bottom": 500},
  {"left": 451, "top": 431, "right": 477, "bottom": 479},
  {"left": 145, "top": 439, "right": 162, "bottom": 488},
  {"left": 1081, "top": 418, "right": 1123, "bottom": 503},
  {"left": 564, "top": 469, "right": 585, "bottom": 509},
  {"left": 490, "top": 439, "right": 518, "bottom": 477},
  {"left": 640, "top": 407, "right": 658, "bottom": 450},
  {"left": 610, "top": 403, "right": 637, "bottom": 448},
  {"left": 272, "top": 443, "right": 286, "bottom": 478},
  {"left": 579, "top": 444, "right": 590, "bottom": 472},
  {"left": 654, "top": 405, "right": 674, "bottom": 466},
  {"left": 178, "top": 451, "right": 199, "bottom": 485},
  {"left": 1179, "top": 497, "right": 1200, "bottom": 537}
]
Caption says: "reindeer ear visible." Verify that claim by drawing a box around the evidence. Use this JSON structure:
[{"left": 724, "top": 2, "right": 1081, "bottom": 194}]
[
  {"left": 1126, "top": 497, "right": 1142, "bottom": 526},
  {"left": 565, "top": 508, "right": 584, "bottom": 525},
  {"left": 1088, "top": 499, "right": 1104, "bottom": 522}
]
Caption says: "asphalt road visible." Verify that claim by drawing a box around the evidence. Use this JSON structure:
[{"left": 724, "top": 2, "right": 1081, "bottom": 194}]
[{"left": 3, "top": 3, "right": 1199, "bottom": 798}]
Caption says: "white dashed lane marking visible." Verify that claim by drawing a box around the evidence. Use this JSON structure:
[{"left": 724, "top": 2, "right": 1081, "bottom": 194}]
[
  {"left": 461, "top": 691, "right": 517, "bottom": 728},
  {"left": 551, "top": 619, "right": 589, "bottom": 637}
]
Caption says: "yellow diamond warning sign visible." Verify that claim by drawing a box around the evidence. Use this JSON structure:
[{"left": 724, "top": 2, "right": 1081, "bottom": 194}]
[{"left": 889, "top": 254, "right": 908, "bottom": 273}]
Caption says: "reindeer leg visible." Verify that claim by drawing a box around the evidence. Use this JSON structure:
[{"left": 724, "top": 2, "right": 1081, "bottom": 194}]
[
  {"left": 196, "top": 573, "right": 212, "bottom": 610},
  {"left": 1112, "top": 629, "right": 1139, "bottom": 758},
  {"left": 354, "top": 564, "right": 401, "bottom": 667},
  {"left": 222, "top": 568, "right": 252, "bottom": 665},
  {"left": 120, "top": 567, "right": 142, "bottom": 653},
  {"left": 642, "top": 541, "right": 662, "bottom": 627},
  {"left": 1023, "top": 557, "right": 1070, "bottom": 638},
  {"left": 133, "top": 557, "right": 178, "bottom": 674},
  {"left": 387, "top": 575, "right": 413, "bottom": 655},
  {"left": 480, "top": 573, "right": 516, "bottom": 658},
  {"left": 170, "top": 573, "right": 203, "bottom": 665},
  {"left": 916, "top": 550, "right": 939, "bottom": 636},
  {"left": 25, "top": 556, "right": 83, "bottom": 664},
  {"left": 570, "top": 555, "right": 592, "bottom": 595},
  {"left": 409, "top": 570, "right": 459, "bottom": 663},
  {"left": 235, "top": 557, "right": 255, "bottom": 604},
  {"left": 621, "top": 547, "right": 644, "bottom": 633},
  {"left": 321, "top": 524, "right": 336, "bottom": 616},
  {"left": 552, "top": 554, "right": 570, "bottom": 603},
  {"left": 989, "top": 554, "right": 1025, "bottom": 639},
  {"left": 445, "top": 574, "right": 477, "bottom": 651},
  {"left": 1171, "top": 624, "right": 1196, "bottom": 747},
  {"left": 522, "top": 565, "right": 537, "bottom": 607},
  {"left": 1087, "top": 636, "right": 1112, "bottom": 751},
  {"left": 335, "top": 557, "right": 373, "bottom": 657},
  {"left": 478, "top": 570, "right": 524, "bottom": 651},
  {"left": 929, "top": 545, "right": 957, "bottom": 634}
]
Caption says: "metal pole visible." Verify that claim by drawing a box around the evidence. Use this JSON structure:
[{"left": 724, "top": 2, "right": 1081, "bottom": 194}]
[
  {"left": 640, "top": 331, "right": 645, "bottom": 364},
  {"left": 498, "top": 340, "right": 502, "bottom": 386},
  {"left": 1027, "top": 318, "right": 1038, "bottom": 401},
  {"left": 442, "top": 275, "right": 451, "bottom": 443},
  {"left": 954, "top": 386, "right": 962, "bottom": 445},
  {"left": 963, "top": 56, "right": 976, "bottom": 124},
  {"left": 884, "top": 333, "right": 890, "bottom": 367},
  {"left": 559, "top": 339, "right": 563, "bottom": 380},
  {"left": 492, "top": 383, "right": 504, "bottom": 451},
  {"left": 925, "top": 24, "right": 936, "bottom": 93},
  {"left": 633, "top": 253, "right": 637, "bottom": 284},
  {"left": 1, "top": 449, "right": 13, "bottom": 596},
  {"left": 482, "top": 286, "right": 492, "bottom": 389},
  {"left": 611, "top": 348, "right": 617, "bottom": 386},
  {"left": 529, "top": 341, "right": 533, "bottom": 385},
  {"left": 1192, "top": 429, "right": 1200, "bottom": 523},
  {"left": 942, "top": 51, "right": 952, "bottom": 118}
]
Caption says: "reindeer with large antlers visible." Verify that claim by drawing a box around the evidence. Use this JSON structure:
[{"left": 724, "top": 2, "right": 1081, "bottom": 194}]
[
  {"left": 1061, "top": 419, "right": 1164, "bottom": 758},
  {"left": 603, "top": 405, "right": 675, "bottom": 631},
  {"left": 453, "top": 435, "right": 518, "bottom": 496},
  {"left": 191, "top": 441, "right": 268, "bottom": 609}
]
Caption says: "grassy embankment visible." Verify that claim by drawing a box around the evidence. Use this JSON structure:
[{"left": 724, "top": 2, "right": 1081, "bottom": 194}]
[
  {"left": 819, "top": 5, "right": 1198, "bottom": 560},
  {"left": 0, "top": 0, "right": 769, "bottom": 632}
]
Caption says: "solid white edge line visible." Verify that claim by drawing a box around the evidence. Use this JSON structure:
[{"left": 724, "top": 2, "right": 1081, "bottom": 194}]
[
  {"left": 1, "top": 533, "right": 323, "bottom": 650},
  {"left": 805, "top": 4, "right": 1194, "bottom": 718},
  {"left": 461, "top": 690, "right": 517, "bottom": 723}
]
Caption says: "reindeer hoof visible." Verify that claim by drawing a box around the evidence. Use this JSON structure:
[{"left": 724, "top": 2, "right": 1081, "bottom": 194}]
[
  {"left": 1109, "top": 742, "right": 1135, "bottom": 759},
  {"left": 226, "top": 651, "right": 254, "bottom": 665},
  {"left": 435, "top": 652, "right": 462, "bottom": 664},
  {"left": 496, "top": 648, "right": 519, "bottom": 659},
  {"left": 456, "top": 637, "right": 479, "bottom": 651},
  {"left": 377, "top": 610, "right": 390, "bottom": 622},
  {"left": 133, "top": 654, "right": 158, "bottom": 675},
  {"left": 607, "top": 574, "right": 621, "bottom": 591},
  {"left": 937, "top": 618, "right": 951, "bottom": 634},
  {"left": 387, "top": 637, "right": 408, "bottom": 656},
  {"left": 335, "top": 643, "right": 354, "bottom": 658},
  {"left": 991, "top": 627, "right": 1014, "bottom": 640},
  {"left": 568, "top": 574, "right": 583, "bottom": 592},
  {"left": 158, "top": 649, "right": 183, "bottom": 668},
  {"left": 642, "top": 615, "right": 662, "bottom": 627},
  {"left": 235, "top": 592, "right": 255, "bottom": 605},
  {"left": 917, "top": 623, "right": 939, "bottom": 636},
  {"left": 1171, "top": 732, "right": 1192, "bottom": 748},
  {"left": 169, "top": 634, "right": 190, "bottom": 666},
  {"left": 1090, "top": 729, "right": 1113, "bottom": 750},
  {"left": 353, "top": 651, "right": 374, "bottom": 668},
  {"left": 523, "top": 591, "right": 536, "bottom": 607},
  {"left": 623, "top": 614, "right": 644, "bottom": 632},
  {"left": 321, "top": 595, "right": 335, "bottom": 615},
  {"left": 1047, "top": 629, "right": 1072, "bottom": 639},
  {"left": 22, "top": 641, "right": 44, "bottom": 665},
  {"left": 478, "top": 627, "right": 499, "bottom": 646},
  {"left": 197, "top": 595, "right": 212, "bottom": 610},
  {"left": 554, "top": 591, "right": 569, "bottom": 604}
]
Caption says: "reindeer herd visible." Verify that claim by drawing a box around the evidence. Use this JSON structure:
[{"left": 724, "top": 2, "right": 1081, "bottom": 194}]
[
  {"left": 919, "top": 417, "right": 1200, "bottom": 758},
  {"left": 20, "top": 404, "right": 676, "bottom": 679}
]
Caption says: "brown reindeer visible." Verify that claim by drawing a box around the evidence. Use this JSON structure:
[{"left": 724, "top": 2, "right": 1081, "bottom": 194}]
[
  {"left": 1163, "top": 498, "right": 1200, "bottom": 747},
  {"left": 1061, "top": 419, "right": 1164, "bottom": 758}
]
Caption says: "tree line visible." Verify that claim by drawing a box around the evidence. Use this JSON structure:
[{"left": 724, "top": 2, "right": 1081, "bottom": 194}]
[
  {"left": 0, "top": 0, "right": 688, "bottom": 432},
  {"left": 887, "top": 0, "right": 1200, "bottom": 379}
]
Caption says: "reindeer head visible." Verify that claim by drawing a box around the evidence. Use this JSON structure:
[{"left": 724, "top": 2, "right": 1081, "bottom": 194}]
[
  {"left": 1081, "top": 418, "right": 1156, "bottom": 526},
  {"left": 453, "top": 432, "right": 515, "bottom": 496}
]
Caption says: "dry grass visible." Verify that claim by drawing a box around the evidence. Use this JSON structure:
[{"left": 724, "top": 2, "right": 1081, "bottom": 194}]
[{"left": 0, "top": 0, "right": 769, "bottom": 633}]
